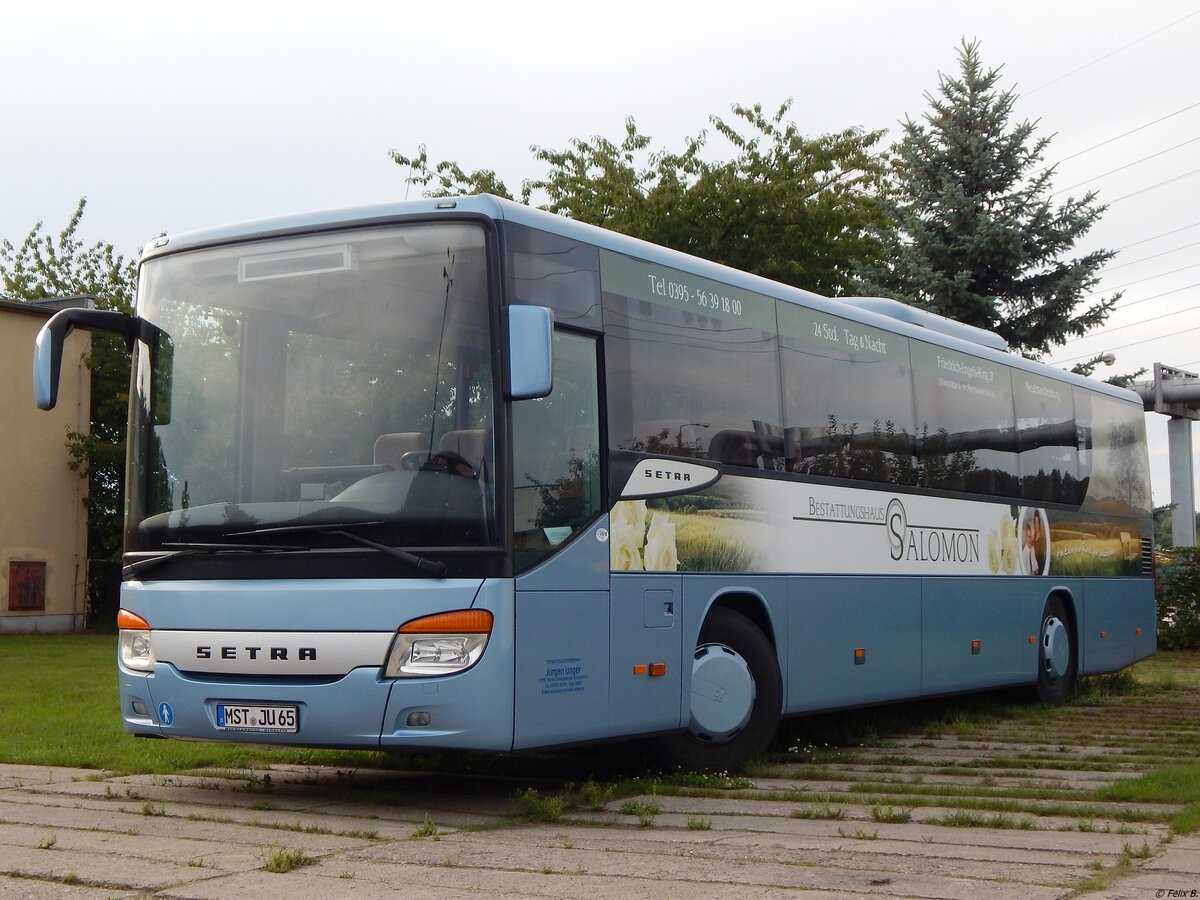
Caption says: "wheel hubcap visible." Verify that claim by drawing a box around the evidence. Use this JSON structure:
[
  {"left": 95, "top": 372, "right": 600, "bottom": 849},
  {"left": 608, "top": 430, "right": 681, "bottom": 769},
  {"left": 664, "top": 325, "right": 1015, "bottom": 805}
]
[
  {"left": 1041, "top": 616, "right": 1070, "bottom": 682},
  {"left": 687, "top": 643, "right": 755, "bottom": 742}
]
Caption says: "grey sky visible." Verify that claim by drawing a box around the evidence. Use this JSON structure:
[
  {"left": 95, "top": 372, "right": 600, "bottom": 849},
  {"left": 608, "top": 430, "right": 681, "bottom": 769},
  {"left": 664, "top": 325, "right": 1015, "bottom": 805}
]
[{"left": 4, "top": 0, "right": 1197, "bottom": 508}]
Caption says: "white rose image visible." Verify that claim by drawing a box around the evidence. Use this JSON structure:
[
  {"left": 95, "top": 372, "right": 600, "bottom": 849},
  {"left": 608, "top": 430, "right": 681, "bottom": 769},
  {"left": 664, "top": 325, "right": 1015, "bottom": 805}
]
[
  {"left": 643, "top": 515, "right": 678, "bottom": 571},
  {"left": 611, "top": 499, "right": 648, "bottom": 532},
  {"left": 999, "top": 525, "right": 1018, "bottom": 575},
  {"left": 987, "top": 530, "right": 1002, "bottom": 574},
  {"left": 647, "top": 512, "right": 672, "bottom": 542},
  {"left": 611, "top": 522, "right": 645, "bottom": 571}
]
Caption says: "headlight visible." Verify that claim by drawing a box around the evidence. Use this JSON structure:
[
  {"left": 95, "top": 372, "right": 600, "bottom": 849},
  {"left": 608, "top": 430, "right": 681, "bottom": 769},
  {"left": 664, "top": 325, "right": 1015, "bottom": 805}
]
[
  {"left": 384, "top": 609, "right": 492, "bottom": 677},
  {"left": 117, "top": 609, "right": 155, "bottom": 672}
]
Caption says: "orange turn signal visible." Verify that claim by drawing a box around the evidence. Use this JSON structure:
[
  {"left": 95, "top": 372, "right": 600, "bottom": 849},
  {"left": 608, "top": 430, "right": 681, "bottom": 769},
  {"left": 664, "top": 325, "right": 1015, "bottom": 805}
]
[
  {"left": 400, "top": 610, "right": 493, "bottom": 634},
  {"left": 117, "top": 609, "right": 150, "bottom": 630}
]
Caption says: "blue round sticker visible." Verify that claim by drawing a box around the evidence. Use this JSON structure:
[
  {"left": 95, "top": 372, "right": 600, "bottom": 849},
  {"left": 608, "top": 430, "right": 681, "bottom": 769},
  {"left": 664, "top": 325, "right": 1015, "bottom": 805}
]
[{"left": 157, "top": 702, "right": 174, "bottom": 726}]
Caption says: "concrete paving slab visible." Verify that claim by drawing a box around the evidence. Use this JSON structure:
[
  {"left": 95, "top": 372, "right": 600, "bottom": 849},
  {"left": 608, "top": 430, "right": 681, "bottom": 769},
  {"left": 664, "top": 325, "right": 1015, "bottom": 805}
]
[{"left": 0, "top": 878, "right": 139, "bottom": 899}]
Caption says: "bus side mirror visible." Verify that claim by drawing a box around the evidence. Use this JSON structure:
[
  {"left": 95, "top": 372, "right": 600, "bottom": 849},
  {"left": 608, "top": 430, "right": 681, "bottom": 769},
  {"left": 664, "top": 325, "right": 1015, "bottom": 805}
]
[
  {"left": 506, "top": 305, "right": 553, "bottom": 400},
  {"left": 35, "top": 308, "right": 136, "bottom": 410},
  {"left": 34, "top": 307, "right": 172, "bottom": 422}
]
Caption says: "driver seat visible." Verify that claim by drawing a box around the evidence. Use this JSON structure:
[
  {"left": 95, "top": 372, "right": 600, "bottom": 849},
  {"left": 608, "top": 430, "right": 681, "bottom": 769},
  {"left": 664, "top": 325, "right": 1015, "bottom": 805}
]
[
  {"left": 373, "top": 432, "right": 429, "bottom": 469},
  {"left": 439, "top": 429, "right": 490, "bottom": 474}
]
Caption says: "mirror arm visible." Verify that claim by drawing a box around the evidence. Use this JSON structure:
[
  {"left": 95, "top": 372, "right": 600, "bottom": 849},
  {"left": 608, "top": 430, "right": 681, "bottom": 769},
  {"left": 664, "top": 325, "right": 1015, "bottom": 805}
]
[{"left": 33, "top": 307, "right": 159, "bottom": 410}]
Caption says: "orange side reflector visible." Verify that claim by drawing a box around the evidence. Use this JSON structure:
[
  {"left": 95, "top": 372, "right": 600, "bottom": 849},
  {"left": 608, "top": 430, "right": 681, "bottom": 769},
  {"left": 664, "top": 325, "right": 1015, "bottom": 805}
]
[
  {"left": 1135, "top": 628, "right": 1143, "bottom": 635},
  {"left": 971, "top": 640, "right": 981, "bottom": 655},
  {"left": 1028, "top": 636, "right": 1037, "bottom": 644},
  {"left": 633, "top": 664, "right": 648, "bottom": 675},
  {"left": 399, "top": 610, "right": 493, "bottom": 634},
  {"left": 649, "top": 662, "right": 667, "bottom": 677},
  {"left": 854, "top": 648, "right": 866, "bottom": 665},
  {"left": 1099, "top": 630, "right": 1108, "bottom": 639},
  {"left": 117, "top": 609, "right": 150, "bottom": 631}
]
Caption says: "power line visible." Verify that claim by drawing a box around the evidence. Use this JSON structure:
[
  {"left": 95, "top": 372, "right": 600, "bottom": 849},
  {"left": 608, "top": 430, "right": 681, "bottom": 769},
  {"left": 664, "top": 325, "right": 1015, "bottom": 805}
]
[
  {"left": 1113, "top": 221, "right": 1200, "bottom": 252},
  {"left": 1025, "top": 10, "right": 1200, "bottom": 97},
  {"left": 1100, "top": 281, "right": 1200, "bottom": 313},
  {"left": 1051, "top": 322, "right": 1200, "bottom": 365},
  {"left": 1103, "top": 239, "right": 1200, "bottom": 273},
  {"left": 1051, "top": 135, "right": 1200, "bottom": 196},
  {"left": 1047, "top": 100, "right": 1200, "bottom": 169},
  {"left": 1063, "top": 301, "right": 1200, "bottom": 342},
  {"left": 1099, "top": 264, "right": 1200, "bottom": 295},
  {"left": 1068, "top": 285, "right": 1200, "bottom": 343},
  {"left": 1107, "top": 166, "right": 1200, "bottom": 205}
]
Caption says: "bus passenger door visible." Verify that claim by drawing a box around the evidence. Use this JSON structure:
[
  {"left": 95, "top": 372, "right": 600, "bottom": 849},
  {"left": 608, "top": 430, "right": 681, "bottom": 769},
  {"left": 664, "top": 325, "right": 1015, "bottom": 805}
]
[{"left": 511, "top": 331, "right": 614, "bottom": 748}]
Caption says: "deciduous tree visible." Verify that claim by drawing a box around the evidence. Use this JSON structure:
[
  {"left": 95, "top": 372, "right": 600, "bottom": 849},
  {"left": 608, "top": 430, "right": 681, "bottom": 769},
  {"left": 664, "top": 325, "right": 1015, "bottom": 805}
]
[
  {"left": 393, "top": 101, "right": 893, "bottom": 296},
  {"left": 1, "top": 198, "right": 134, "bottom": 562}
]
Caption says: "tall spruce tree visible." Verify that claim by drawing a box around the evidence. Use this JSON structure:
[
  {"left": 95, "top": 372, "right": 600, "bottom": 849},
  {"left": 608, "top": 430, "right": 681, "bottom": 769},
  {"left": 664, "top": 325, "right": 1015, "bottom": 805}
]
[{"left": 861, "top": 40, "right": 1118, "bottom": 357}]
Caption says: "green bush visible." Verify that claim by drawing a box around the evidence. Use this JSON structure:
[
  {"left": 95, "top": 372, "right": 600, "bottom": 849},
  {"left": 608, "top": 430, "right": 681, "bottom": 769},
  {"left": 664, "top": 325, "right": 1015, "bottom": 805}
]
[{"left": 1158, "top": 548, "right": 1200, "bottom": 650}]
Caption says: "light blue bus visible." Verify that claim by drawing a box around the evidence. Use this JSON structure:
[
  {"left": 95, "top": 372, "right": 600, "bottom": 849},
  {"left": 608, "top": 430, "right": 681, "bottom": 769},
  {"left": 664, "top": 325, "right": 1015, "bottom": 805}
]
[{"left": 34, "top": 195, "right": 1155, "bottom": 770}]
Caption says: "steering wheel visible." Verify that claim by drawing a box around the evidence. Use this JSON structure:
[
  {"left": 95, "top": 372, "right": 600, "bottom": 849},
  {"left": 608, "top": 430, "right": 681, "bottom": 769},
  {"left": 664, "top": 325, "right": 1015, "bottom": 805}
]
[{"left": 398, "top": 450, "right": 478, "bottom": 478}]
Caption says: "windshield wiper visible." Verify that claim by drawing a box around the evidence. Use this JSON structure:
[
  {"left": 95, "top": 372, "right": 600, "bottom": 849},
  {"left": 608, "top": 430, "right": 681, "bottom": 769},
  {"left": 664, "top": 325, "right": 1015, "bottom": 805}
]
[
  {"left": 228, "top": 523, "right": 447, "bottom": 577},
  {"left": 123, "top": 541, "right": 307, "bottom": 578}
]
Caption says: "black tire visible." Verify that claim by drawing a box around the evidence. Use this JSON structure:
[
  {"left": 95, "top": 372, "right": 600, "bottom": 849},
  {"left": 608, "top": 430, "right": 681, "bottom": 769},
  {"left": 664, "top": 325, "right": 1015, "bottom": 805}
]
[
  {"left": 651, "top": 607, "right": 782, "bottom": 772},
  {"left": 1036, "top": 596, "right": 1077, "bottom": 705}
]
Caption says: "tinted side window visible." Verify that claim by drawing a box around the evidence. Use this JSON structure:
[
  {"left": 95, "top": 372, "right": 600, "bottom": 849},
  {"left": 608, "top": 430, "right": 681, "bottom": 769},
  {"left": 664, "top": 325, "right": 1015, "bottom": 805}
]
[
  {"left": 911, "top": 342, "right": 1019, "bottom": 497},
  {"left": 779, "top": 305, "right": 917, "bottom": 485},
  {"left": 1075, "top": 389, "right": 1150, "bottom": 515},
  {"left": 1014, "top": 371, "right": 1083, "bottom": 504},
  {"left": 503, "top": 223, "right": 602, "bottom": 330},
  {"left": 600, "top": 250, "right": 783, "bottom": 468}
]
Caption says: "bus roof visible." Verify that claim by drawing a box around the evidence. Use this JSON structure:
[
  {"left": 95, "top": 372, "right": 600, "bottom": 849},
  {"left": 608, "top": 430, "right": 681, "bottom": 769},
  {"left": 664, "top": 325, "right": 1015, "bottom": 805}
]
[{"left": 139, "top": 194, "right": 1140, "bottom": 405}]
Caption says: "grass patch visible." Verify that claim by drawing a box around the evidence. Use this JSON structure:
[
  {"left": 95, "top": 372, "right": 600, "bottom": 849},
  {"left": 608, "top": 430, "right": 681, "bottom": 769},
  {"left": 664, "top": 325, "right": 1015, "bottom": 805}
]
[
  {"left": 928, "top": 810, "right": 1023, "bottom": 829},
  {"left": 870, "top": 805, "right": 912, "bottom": 824},
  {"left": 509, "top": 788, "right": 566, "bottom": 822},
  {"left": 619, "top": 799, "right": 661, "bottom": 827},
  {"left": 1098, "top": 761, "right": 1200, "bottom": 834},
  {"left": 0, "top": 635, "right": 402, "bottom": 774},
  {"left": 264, "top": 847, "right": 317, "bottom": 873},
  {"left": 790, "top": 802, "right": 846, "bottom": 820},
  {"left": 1098, "top": 761, "right": 1200, "bottom": 806},
  {"left": 411, "top": 817, "right": 439, "bottom": 839}
]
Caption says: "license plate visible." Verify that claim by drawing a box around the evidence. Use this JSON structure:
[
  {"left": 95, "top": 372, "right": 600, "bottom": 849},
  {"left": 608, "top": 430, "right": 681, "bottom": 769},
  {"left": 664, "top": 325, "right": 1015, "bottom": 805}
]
[{"left": 215, "top": 704, "right": 298, "bottom": 733}]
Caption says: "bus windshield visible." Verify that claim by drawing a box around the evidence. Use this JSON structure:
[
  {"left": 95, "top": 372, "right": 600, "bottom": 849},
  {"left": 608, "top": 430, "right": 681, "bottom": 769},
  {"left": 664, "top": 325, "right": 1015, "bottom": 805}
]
[{"left": 125, "top": 222, "right": 497, "bottom": 554}]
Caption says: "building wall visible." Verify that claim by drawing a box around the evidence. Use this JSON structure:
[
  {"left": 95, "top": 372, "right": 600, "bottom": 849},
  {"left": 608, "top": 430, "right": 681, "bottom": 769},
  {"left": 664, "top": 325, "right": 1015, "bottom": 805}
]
[{"left": 0, "top": 301, "right": 91, "bottom": 632}]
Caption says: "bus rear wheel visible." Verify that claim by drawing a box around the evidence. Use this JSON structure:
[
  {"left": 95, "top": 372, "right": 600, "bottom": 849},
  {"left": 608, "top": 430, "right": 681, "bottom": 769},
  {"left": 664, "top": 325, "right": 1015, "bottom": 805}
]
[
  {"left": 1036, "top": 596, "right": 1077, "bottom": 705},
  {"left": 651, "top": 608, "right": 781, "bottom": 772}
]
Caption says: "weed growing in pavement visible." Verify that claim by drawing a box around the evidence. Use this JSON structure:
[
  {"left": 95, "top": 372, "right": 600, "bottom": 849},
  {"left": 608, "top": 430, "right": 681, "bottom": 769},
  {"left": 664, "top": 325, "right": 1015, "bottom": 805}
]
[
  {"left": 619, "top": 799, "right": 661, "bottom": 827},
  {"left": 264, "top": 847, "right": 316, "bottom": 873},
  {"left": 790, "top": 802, "right": 846, "bottom": 821},
  {"left": 411, "top": 817, "right": 439, "bottom": 839}
]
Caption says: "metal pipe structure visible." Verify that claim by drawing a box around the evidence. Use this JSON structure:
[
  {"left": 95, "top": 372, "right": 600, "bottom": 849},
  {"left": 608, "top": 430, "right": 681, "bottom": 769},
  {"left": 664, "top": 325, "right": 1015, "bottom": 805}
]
[{"left": 1133, "top": 364, "right": 1200, "bottom": 547}]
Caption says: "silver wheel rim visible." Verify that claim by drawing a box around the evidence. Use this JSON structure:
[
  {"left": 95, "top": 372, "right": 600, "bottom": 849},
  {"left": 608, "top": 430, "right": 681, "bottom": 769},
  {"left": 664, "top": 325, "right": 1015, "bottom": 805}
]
[{"left": 1041, "top": 615, "right": 1070, "bottom": 682}]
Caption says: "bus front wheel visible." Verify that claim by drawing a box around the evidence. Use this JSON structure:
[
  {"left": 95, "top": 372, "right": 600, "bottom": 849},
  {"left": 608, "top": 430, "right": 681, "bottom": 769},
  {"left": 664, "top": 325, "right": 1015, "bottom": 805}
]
[
  {"left": 1036, "top": 596, "right": 1077, "bottom": 705},
  {"left": 651, "top": 608, "right": 782, "bottom": 772}
]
